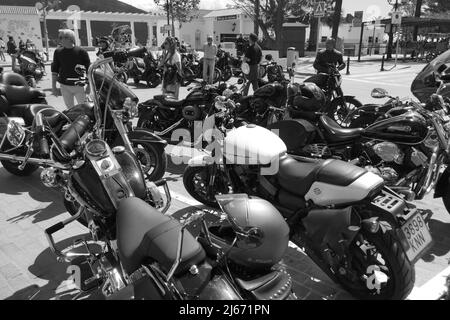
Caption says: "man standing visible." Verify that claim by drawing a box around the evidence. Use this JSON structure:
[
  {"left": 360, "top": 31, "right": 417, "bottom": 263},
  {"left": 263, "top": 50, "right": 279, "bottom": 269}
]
[
  {"left": 0, "top": 38, "right": 6, "bottom": 62},
  {"left": 310, "top": 38, "right": 346, "bottom": 88},
  {"left": 51, "top": 29, "right": 91, "bottom": 108},
  {"left": 6, "top": 36, "right": 17, "bottom": 68},
  {"left": 242, "top": 33, "right": 262, "bottom": 96},
  {"left": 203, "top": 35, "right": 217, "bottom": 84}
]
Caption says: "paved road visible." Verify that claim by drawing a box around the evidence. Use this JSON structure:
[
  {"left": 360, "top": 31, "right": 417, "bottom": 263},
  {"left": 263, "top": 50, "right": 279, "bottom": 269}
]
[{"left": 0, "top": 62, "right": 449, "bottom": 300}]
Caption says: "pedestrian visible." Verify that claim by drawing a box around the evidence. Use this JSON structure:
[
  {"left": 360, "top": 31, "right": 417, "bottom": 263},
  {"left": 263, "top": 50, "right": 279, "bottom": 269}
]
[
  {"left": 160, "top": 36, "right": 183, "bottom": 99},
  {"left": 236, "top": 34, "right": 245, "bottom": 57},
  {"left": 51, "top": 29, "right": 91, "bottom": 109},
  {"left": 6, "top": 36, "right": 17, "bottom": 67},
  {"left": 242, "top": 33, "right": 262, "bottom": 96},
  {"left": 311, "top": 38, "right": 346, "bottom": 88},
  {"left": 203, "top": 35, "right": 217, "bottom": 84},
  {"left": 0, "top": 38, "right": 6, "bottom": 62}
]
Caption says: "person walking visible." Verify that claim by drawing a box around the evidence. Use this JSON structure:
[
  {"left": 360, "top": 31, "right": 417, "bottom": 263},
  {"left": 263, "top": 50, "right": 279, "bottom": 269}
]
[
  {"left": 203, "top": 36, "right": 217, "bottom": 84},
  {"left": 311, "top": 38, "right": 346, "bottom": 88},
  {"left": 160, "top": 36, "right": 183, "bottom": 99},
  {"left": 51, "top": 29, "right": 91, "bottom": 108},
  {"left": 242, "top": 33, "right": 262, "bottom": 96},
  {"left": 6, "top": 36, "right": 17, "bottom": 67},
  {"left": 0, "top": 38, "right": 6, "bottom": 62}
]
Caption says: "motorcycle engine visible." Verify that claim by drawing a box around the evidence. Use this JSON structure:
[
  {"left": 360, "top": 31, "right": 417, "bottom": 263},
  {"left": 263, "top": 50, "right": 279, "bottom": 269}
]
[
  {"left": 372, "top": 142, "right": 404, "bottom": 164},
  {"left": 365, "top": 165, "right": 399, "bottom": 184},
  {"left": 182, "top": 105, "right": 202, "bottom": 121}
]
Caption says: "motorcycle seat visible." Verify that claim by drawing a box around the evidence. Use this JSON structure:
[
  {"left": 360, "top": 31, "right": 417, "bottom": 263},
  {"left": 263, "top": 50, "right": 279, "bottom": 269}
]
[
  {"left": 276, "top": 154, "right": 366, "bottom": 197},
  {"left": 320, "top": 115, "right": 364, "bottom": 142},
  {"left": 154, "top": 95, "right": 184, "bottom": 107},
  {"left": 116, "top": 197, "right": 206, "bottom": 275},
  {"left": 7, "top": 104, "right": 61, "bottom": 127},
  {"left": 0, "top": 83, "right": 44, "bottom": 106}
]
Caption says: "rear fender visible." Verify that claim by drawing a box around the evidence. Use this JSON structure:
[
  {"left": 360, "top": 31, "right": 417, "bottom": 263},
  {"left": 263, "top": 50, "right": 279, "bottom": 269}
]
[
  {"left": 188, "top": 155, "right": 221, "bottom": 167},
  {"left": 302, "top": 206, "right": 360, "bottom": 255},
  {"left": 126, "top": 128, "right": 168, "bottom": 146}
]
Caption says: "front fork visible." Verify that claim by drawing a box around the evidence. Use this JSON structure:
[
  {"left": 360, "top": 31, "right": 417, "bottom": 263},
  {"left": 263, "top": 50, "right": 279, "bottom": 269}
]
[{"left": 111, "top": 111, "right": 135, "bottom": 155}]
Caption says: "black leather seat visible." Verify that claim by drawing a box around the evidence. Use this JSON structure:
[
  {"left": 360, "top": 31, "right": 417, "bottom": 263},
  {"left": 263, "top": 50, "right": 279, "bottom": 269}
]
[
  {"left": 63, "top": 102, "right": 95, "bottom": 122},
  {"left": 276, "top": 154, "right": 367, "bottom": 197},
  {"left": 8, "top": 104, "right": 61, "bottom": 127},
  {"left": 0, "top": 84, "right": 44, "bottom": 106},
  {"left": 154, "top": 94, "right": 185, "bottom": 107},
  {"left": 320, "top": 115, "right": 363, "bottom": 142},
  {"left": 116, "top": 197, "right": 206, "bottom": 275}
]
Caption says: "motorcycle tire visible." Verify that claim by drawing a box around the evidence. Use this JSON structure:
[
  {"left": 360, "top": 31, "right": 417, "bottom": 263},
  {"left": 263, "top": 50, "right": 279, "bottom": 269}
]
[
  {"left": 28, "top": 77, "right": 37, "bottom": 88},
  {"left": 117, "top": 72, "right": 128, "bottom": 84},
  {"left": 328, "top": 96, "right": 362, "bottom": 127},
  {"left": 333, "top": 226, "right": 414, "bottom": 300},
  {"left": 132, "top": 142, "right": 167, "bottom": 182},
  {"left": 146, "top": 73, "right": 162, "bottom": 88},
  {"left": 183, "top": 166, "right": 228, "bottom": 208},
  {"left": 221, "top": 67, "right": 232, "bottom": 82},
  {"left": 213, "top": 68, "right": 222, "bottom": 84},
  {"left": 441, "top": 185, "right": 450, "bottom": 215}
]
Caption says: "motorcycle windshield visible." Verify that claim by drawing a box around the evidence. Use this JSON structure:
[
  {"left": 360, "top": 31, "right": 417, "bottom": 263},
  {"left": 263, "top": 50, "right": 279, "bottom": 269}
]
[
  {"left": 411, "top": 49, "right": 450, "bottom": 102},
  {"left": 94, "top": 69, "right": 138, "bottom": 109}
]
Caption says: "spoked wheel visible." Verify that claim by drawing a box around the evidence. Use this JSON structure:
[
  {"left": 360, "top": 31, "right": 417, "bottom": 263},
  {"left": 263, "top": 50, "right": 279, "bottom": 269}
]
[
  {"left": 132, "top": 142, "right": 167, "bottom": 181},
  {"left": 328, "top": 96, "right": 362, "bottom": 127},
  {"left": 333, "top": 228, "right": 414, "bottom": 300},
  {"left": 183, "top": 166, "right": 232, "bottom": 208},
  {"left": 213, "top": 68, "right": 222, "bottom": 84}
]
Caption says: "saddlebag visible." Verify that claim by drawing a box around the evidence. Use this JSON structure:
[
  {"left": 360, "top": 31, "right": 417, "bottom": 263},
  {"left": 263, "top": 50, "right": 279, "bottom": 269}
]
[{"left": 236, "top": 269, "right": 292, "bottom": 300}]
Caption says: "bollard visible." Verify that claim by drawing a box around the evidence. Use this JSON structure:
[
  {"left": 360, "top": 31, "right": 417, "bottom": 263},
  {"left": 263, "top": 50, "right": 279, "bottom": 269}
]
[
  {"left": 380, "top": 54, "right": 385, "bottom": 72},
  {"left": 346, "top": 56, "right": 350, "bottom": 75}
]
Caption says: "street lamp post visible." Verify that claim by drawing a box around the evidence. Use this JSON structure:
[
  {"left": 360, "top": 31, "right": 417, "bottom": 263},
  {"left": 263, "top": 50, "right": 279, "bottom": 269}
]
[{"left": 35, "top": 1, "right": 52, "bottom": 62}]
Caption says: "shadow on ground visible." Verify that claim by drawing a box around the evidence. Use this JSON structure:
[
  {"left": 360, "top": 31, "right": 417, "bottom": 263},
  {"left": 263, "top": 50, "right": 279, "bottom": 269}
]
[
  {"left": 0, "top": 168, "right": 66, "bottom": 224},
  {"left": 5, "top": 233, "right": 104, "bottom": 300}
]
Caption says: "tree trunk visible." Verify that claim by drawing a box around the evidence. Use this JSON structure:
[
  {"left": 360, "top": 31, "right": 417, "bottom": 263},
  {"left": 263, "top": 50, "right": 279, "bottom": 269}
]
[
  {"left": 308, "top": 17, "right": 318, "bottom": 51},
  {"left": 412, "top": 0, "right": 423, "bottom": 41},
  {"left": 331, "top": 0, "right": 342, "bottom": 40},
  {"left": 254, "top": 0, "right": 260, "bottom": 36}
]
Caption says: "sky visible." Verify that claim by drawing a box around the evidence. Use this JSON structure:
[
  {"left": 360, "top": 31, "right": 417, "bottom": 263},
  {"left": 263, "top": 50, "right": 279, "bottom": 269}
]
[{"left": 119, "top": 0, "right": 396, "bottom": 20}]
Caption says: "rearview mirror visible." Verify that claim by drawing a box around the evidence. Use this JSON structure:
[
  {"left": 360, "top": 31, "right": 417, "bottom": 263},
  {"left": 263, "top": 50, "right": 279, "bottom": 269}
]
[{"left": 371, "top": 88, "right": 388, "bottom": 99}]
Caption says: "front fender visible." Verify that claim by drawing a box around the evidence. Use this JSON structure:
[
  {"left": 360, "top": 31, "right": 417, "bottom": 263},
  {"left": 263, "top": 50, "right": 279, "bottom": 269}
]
[
  {"left": 434, "top": 167, "right": 450, "bottom": 198},
  {"left": 128, "top": 128, "right": 167, "bottom": 146},
  {"left": 188, "top": 154, "right": 221, "bottom": 167}
]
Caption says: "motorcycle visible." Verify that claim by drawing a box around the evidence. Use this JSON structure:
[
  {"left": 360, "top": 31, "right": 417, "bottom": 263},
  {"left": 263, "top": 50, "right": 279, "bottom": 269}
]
[
  {"left": 216, "top": 50, "right": 233, "bottom": 82},
  {"left": 182, "top": 53, "right": 221, "bottom": 86},
  {"left": 347, "top": 68, "right": 450, "bottom": 128},
  {"left": 125, "top": 48, "right": 162, "bottom": 88},
  {"left": 272, "top": 86, "right": 450, "bottom": 214},
  {"left": 304, "top": 63, "right": 362, "bottom": 127},
  {"left": 136, "top": 81, "right": 229, "bottom": 147},
  {"left": 15, "top": 49, "right": 45, "bottom": 88},
  {"left": 0, "top": 49, "right": 168, "bottom": 181},
  {"left": 182, "top": 122, "right": 433, "bottom": 299}
]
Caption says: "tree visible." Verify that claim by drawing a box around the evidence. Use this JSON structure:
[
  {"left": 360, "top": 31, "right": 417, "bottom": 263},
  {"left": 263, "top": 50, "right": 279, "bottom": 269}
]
[
  {"left": 154, "top": 0, "right": 200, "bottom": 36},
  {"left": 425, "top": 0, "right": 450, "bottom": 13}
]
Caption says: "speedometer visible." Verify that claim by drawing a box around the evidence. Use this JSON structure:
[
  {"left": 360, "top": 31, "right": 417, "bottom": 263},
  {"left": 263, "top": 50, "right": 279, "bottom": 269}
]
[{"left": 86, "top": 139, "right": 107, "bottom": 157}]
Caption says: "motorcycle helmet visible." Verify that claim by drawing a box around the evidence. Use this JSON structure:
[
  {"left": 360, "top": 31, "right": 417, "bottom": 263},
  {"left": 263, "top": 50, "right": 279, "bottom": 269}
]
[
  {"left": 292, "top": 82, "right": 326, "bottom": 112},
  {"left": 208, "top": 194, "right": 290, "bottom": 271}
]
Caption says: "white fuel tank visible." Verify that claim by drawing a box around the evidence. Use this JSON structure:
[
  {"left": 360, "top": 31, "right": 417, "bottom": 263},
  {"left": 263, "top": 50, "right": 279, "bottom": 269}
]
[{"left": 223, "top": 124, "right": 287, "bottom": 165}]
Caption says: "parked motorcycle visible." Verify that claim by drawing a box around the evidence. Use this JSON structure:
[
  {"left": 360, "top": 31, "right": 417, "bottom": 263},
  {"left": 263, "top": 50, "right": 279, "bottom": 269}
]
[
  {"left": 0, "top": 49, "right": 168, "bottom": 181},
  {"left": 347, "top": 69, "right": 450, "bottom": 128},
  {"left": 33, "top": 107, "right": 296, "bottom": 299},
  {"left": 273, "top": 85, "right": 450, "bottom": 215},
  {"left": 125, "top": 48, "right": 162, "bottom": 88},
  {"left": 183, "top": 123, "right": 433, "bottom": 299},
  {"left": 216, "top": 50, "right": 233, "bottom": 82},
  {"left": 181, "top": 53, "right": 221, "bottom": 86},
  {"left": 15, "top": 49, "right": 45, "bottom": 88},
  {"left": 136, "top": 81, "right": 229, "bottom": 147},
  {"left": 304, "top": 63, "right": 362, "bottom": 127}
]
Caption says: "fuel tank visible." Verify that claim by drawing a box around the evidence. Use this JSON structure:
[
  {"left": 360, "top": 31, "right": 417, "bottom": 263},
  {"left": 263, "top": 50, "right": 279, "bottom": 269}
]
[{"left": 362, "top": 110, "right": 428, "bottom": 145}]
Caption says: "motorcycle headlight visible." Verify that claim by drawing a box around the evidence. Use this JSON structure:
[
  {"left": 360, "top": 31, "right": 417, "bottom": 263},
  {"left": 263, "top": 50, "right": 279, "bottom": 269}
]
[
  {"left": 6, "top": 120, "right": 26, "bottom": 147},
  {"left": 123, "top": 97, "right": 138, "bottom": 117}
]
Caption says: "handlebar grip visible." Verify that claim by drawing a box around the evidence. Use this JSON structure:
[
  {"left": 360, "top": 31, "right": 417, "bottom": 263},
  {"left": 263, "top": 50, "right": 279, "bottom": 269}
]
[
  {"left": 39, "top": 135, "right": 50, "bottom": 156},
  {"left": 45, "top": 222, "right": 64, "bottom": 235},
  {"left": 153, "top": 179, "right": 166, "bottom": 187}
]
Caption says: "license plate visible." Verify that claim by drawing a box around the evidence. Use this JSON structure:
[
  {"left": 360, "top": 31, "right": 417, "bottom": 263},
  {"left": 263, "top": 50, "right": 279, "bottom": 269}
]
[{"left": 399, "top": 211, "right": 433, "bottom": 263}]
